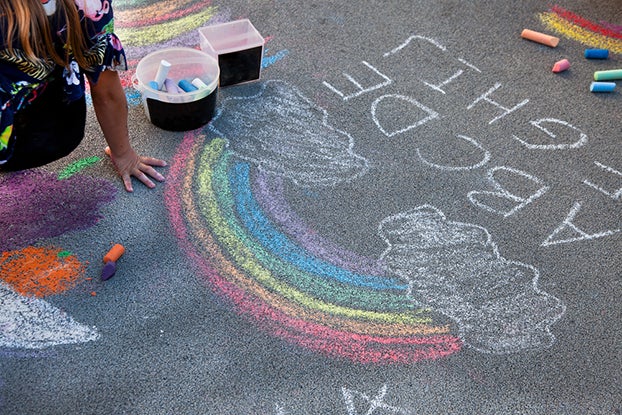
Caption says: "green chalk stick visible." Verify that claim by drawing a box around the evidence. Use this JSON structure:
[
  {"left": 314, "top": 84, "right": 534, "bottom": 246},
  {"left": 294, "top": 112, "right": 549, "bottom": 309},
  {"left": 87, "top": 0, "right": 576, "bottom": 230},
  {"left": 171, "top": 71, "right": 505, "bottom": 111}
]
[{"left": 594, "top": 69, "right": 622, "bottom": 81}]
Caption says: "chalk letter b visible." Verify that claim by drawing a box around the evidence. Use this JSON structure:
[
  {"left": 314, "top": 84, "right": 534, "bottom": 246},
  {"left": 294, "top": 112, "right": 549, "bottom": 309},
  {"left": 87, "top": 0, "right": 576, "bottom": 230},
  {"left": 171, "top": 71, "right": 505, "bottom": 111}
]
[{"left": 468, "top": 166, "right": 549, "bottom": 217}]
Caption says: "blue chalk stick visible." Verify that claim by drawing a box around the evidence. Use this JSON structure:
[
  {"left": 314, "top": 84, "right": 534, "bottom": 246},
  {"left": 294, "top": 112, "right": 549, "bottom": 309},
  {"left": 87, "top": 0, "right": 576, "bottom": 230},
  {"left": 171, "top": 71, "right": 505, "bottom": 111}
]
[
  {"left": 178, "top": 79, "right": 198, "bottom": 92},
  {"left": 590, "top": 81, "right": 616, "bottom": 93},
  {"left": 148, "top": 81, "right": 160, "bottom": 90},
  {"left": 584, "top": 48, "right": 609, "bottom": 59}
]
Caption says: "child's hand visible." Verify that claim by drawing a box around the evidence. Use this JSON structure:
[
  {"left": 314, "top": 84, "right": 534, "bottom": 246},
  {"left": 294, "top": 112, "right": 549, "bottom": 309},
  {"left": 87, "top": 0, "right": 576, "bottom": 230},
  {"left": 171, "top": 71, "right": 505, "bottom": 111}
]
[{"left": 105, "top": 146, "right": 167, "bottom": 192}]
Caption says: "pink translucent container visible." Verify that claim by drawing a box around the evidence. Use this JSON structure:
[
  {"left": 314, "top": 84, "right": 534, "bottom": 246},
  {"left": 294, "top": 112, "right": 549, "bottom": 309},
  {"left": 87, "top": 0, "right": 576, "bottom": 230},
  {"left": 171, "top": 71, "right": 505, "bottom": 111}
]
[{"left": 199, "top": 19, "right": 264, "bottom": 86}]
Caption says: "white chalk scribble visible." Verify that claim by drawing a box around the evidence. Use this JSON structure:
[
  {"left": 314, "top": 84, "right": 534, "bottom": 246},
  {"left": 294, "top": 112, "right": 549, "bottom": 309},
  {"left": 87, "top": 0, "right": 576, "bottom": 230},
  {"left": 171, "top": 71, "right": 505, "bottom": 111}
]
[
  {"left": 0, "top": 282, "right": 99, "bottom": 349},
  {"left": 209, "top": 80, "right": 369, "bottom": 187},
  {"left": 379, "top": 205, "right": 565, "bottom": 354}
]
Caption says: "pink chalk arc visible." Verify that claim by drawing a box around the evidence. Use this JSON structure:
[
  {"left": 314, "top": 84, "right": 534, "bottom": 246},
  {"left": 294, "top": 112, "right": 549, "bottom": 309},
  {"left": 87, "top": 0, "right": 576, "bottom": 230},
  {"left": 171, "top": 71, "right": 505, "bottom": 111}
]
[{"left": 164, "top": 133, "right": 462, "bottom": 364}]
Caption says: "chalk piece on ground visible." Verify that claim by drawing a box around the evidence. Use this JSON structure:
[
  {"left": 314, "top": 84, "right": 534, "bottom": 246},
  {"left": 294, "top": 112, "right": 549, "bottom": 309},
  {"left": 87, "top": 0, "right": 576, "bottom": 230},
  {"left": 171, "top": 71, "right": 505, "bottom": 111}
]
[
  {"left": 164, "top": 78, "right": 181, "bottom": 94},
  {"left": 103, "top": 244, "right": 125, "bottom": 263},
  {"left": 590, "top": 82, "right": 616, "bottom": 93},
  {"left": 191, "top": 77, "right": 208, "bottom": 89},
  {"left": 552, "top": 59, "right": 570, "bottom": 73},
  {"left": 521, "top": 29, "right": 559, "bottom": 47},
  {"left": 594, "top": 69, "right": 622, "bottom": 81},
  {"left": 178, "top": 79, "right": 198, "bottom": 92},
  {"left": 101, "top": 261, "right": 117, "bottom": 281},
  {"left": 584, "top": 49, "right": 609, "bottom": 59}
]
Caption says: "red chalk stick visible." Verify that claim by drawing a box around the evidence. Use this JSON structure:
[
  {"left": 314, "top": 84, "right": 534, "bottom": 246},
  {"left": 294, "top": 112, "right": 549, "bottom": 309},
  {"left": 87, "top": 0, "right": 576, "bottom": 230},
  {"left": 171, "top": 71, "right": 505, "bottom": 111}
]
[
  {"left": 103, "top": 244, "right": 125, "bottom": 263},
  {"left": 552, "top": 59, "right": 570, "bottom": 73}
]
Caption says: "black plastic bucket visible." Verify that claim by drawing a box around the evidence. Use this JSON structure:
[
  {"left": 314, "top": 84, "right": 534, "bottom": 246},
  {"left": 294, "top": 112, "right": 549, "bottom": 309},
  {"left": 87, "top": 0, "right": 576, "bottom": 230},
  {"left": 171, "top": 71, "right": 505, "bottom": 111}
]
[{"left": 136, "top": 47, "right": 219, "bottom": 131}]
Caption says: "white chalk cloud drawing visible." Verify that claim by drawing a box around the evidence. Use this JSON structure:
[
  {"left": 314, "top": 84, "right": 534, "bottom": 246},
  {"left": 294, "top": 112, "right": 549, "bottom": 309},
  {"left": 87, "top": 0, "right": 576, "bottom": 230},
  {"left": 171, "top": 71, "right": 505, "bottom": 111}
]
[
  {"left": 0, "top": 282, "right": 99, "bottom": 349},
  {"left": 209, "top": 80, "right": 369, "bottom": 186},
  {"left": 378, "top": 205, "right": 565, "bottom": 354}
]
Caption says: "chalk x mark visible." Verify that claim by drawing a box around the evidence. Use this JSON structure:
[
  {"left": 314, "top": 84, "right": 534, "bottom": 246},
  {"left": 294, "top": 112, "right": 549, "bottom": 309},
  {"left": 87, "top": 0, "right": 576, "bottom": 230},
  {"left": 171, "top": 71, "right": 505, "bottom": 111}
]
[{"left": 342, "top": 384, "right": 411, "bottom": 415}]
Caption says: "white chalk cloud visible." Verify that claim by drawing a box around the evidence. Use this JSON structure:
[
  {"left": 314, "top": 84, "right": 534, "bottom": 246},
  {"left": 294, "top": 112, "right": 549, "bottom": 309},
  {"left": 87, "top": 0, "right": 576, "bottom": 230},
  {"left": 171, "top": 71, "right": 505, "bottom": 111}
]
[
  {"left": 379, "top": 205, "right": 565, "bottom": 354},
  {"left": 209, "top": 80, "right": 369, "bottom": 187}
]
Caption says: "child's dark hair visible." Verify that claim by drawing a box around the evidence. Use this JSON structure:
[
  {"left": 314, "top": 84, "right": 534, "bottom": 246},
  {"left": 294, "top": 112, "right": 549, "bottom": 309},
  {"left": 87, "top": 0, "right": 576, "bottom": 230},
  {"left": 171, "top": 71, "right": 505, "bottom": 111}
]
[{"left": 0, "top": 0, "right": 89, "bottom": 69}]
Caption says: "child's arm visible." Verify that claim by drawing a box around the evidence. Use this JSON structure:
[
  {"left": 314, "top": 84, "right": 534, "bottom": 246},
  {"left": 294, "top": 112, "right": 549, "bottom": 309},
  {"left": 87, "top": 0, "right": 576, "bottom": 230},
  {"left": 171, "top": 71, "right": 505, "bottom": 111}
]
[{"left": 89, "top": 69, "right": 166, "bottom": 192}]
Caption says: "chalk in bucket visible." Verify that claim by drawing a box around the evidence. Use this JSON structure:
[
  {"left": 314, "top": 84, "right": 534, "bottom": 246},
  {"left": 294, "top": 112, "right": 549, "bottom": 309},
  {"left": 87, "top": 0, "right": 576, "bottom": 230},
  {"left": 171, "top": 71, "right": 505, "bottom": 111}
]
[{"left": 135, "top": 47, "right": 219, "bottom": 131}]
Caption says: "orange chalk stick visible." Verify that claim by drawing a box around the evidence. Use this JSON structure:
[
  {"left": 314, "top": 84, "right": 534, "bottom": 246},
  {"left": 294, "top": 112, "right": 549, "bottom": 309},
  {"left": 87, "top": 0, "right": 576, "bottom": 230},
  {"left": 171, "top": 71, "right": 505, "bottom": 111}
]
[
  {"left": 521, "top": 29, "right": 559, "bottom": 48},
  {"left": 103, "top": 243, "right": 125, "bottom": 263}
]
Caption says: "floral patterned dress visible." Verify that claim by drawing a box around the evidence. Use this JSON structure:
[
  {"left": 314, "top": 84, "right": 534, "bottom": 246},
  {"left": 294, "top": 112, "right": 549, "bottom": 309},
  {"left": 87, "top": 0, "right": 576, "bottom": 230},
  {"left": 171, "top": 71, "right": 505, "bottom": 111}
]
[{"left": 0, "top": 0, "right": 127, "bottom": 166}]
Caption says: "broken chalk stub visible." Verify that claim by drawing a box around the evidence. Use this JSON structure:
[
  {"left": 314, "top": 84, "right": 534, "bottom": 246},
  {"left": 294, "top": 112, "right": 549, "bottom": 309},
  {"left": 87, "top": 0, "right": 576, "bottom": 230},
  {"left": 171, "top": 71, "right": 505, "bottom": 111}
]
[
  {"left": 521, "top": 29, "right": 559, "bottom": 48},
  {"left": 178, "top": 79, "right": 198, "bottom": 92},
  {"left": 552, "top": 59, "right": 570, "bottom": 73},
  {"left": 101, "top": 261, "right": 117, "bottom": 281},
  {"left": 103, "top": 244, "right": 125, "bottom": 263},
  {"left": 590, "top": 82, "right": 616, "bottom": 93},
  {"left": 191, "top": 77, "right": 208, "bottom": 89},
  {"left": 101, "top": 244, "right": 125, "bottom": 281},
  {"left": 164, "top": 78, "right": 181, "bottom": 94}
]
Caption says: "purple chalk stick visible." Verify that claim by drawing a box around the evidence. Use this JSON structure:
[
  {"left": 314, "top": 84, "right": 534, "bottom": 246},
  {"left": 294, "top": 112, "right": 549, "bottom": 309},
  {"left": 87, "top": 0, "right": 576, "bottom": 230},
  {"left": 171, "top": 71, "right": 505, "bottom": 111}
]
[{"left": 101, "top": 261, "right": 117, "bottom": 281}]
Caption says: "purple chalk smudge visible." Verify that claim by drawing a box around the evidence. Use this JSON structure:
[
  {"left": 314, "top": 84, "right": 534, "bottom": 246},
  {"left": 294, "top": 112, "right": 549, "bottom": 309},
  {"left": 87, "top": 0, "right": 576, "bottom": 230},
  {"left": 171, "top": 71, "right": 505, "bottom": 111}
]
[{"left": 0, "top": 170, "right": 116, "bottom": 251}]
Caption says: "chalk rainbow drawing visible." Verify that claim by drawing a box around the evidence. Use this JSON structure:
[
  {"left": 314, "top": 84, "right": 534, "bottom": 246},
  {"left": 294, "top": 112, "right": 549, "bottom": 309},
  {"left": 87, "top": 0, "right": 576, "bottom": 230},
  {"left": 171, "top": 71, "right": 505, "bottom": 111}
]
[
  {"left": 165, "top": 135, "right": 462, "bottom": 364},
  {"left": 115, "top": 0, "right": 220, "bottom": 55},
  {"left": 165, "top": 80, "right": 565, "bottom": 360},
  {"left": 539, "top": 6, "right": 622, "bottom": 54}
]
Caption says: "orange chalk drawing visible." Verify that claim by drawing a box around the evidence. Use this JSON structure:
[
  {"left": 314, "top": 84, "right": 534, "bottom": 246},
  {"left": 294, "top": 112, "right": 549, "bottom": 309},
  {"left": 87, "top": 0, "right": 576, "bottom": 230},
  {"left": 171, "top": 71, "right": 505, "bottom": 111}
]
[{"left": 0, "top": 246, "right": 87, "bottom": 298}]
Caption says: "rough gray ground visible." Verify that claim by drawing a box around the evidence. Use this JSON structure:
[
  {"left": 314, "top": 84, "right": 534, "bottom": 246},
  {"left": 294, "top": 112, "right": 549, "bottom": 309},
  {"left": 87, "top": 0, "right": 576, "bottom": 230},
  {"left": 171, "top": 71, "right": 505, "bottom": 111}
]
[{"left": 1, "top": 1, "right": 620, "bottom": 414}]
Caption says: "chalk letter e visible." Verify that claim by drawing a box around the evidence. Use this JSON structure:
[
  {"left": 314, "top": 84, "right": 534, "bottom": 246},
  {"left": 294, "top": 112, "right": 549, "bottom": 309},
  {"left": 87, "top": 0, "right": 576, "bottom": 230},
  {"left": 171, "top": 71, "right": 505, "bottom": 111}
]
[{"left": 322, "top": 61, "right": 392, "bottom": 101}]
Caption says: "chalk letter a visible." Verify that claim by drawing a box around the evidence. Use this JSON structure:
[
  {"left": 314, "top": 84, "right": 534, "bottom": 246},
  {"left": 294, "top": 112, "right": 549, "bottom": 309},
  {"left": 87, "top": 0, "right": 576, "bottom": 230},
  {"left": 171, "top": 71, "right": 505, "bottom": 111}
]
[{"left": 542, "top": 202, "right": 621, "bottom": 246}]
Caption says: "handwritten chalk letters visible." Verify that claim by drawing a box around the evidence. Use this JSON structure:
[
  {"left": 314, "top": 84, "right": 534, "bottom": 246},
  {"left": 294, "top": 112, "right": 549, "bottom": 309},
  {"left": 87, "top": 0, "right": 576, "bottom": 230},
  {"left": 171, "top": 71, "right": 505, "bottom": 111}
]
[{"left": 322, "top": 35, "right": 620, "bottom": 246}]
